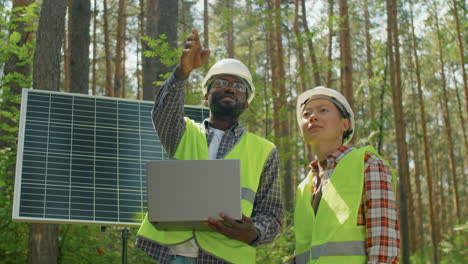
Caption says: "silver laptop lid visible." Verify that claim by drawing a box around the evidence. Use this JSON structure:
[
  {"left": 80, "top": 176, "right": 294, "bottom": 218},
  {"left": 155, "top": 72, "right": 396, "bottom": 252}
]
[{"left": 146, "top": 159, "right": 241, "bottom": 230}]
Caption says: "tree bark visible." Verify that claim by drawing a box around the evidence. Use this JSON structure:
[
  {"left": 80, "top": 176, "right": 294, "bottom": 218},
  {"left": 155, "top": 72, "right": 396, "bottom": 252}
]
[
  {"left": 64, "top": 0, "right": 71, "bottom": 92},
  {"left": 103, "top": 0, "right": 112, "bottom": 96},
  {"left": 203, "top": 0, "right": 209, "bottom": 72},
  {"left": 30, "top": 0, "right": 67, "bottom": 263},
  {"left": 225, "top": 0, "right": 234, "bottom": 58},
  {"left": 326, "top": 0, "right": 334, "bottom": 88},
  {"left": 408, "top": 1, "right": 438, "bottom": 261},
  {"left": 300, "top": 0, "right": 320, "bottom": 87},
  {"left": 363, "top": 0, "right": 375, "bottom": 120},
  {"left": 143, "top": 0, "right": 178, "bottom": 100},
  {"left": 450, "top": 0, "right": 467, "bottom": 117},
  {"left": 70, "top": 0, "right": 91, "bottom": 94},
  {"left": 386, "top": 0, "right": 411, "bottom": 262},
  {"left": 338, "top": 0, "right": 353, "bottom": 111},
  {"left": 138, "top": 0, "right": 145, "bottom": 100},
  {"left": 113, "top": 0, "right": 127, "bottom": 97},
  {"left": 293, "top": 0, "right": 306, "bottom": 93},
  {"left": 91, "top": 0, "right": 97, "bottom": 95},
  {"left": 432, "top": 0, "right": 461, "bottom": 225}
]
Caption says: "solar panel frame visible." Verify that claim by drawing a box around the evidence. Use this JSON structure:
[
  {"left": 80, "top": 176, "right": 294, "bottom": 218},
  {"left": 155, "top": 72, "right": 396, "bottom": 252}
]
[{"left": 13, "top": 89, "right": 209, "bottom": 226}]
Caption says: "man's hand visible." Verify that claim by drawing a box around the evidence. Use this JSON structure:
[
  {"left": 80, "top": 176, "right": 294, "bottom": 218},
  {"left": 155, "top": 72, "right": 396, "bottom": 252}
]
[
  {"left": 206, "top": 213, "right": 258, "bottom": 244},
  {"left": 175, "top": 29, "right": 210, "bottom": 80}
]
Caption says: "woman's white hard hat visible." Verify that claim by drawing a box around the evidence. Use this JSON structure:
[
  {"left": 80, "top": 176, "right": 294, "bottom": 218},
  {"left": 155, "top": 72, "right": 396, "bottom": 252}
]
[
  {"left": 201, "top": 58, "right": 256, "bottom": 104},
  {"left": 296, "top": 86, "right": 355, "bottom": 144}
]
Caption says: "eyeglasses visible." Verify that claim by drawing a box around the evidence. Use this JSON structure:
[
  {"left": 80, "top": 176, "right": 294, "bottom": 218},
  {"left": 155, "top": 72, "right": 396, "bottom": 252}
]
[{"left": 211, "top": 79, "right": 248, "bottom": 93}]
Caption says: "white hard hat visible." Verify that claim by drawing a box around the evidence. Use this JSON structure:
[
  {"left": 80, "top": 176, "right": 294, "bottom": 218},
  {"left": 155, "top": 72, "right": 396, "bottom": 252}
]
[
  {"left": 201, "top": 58, "right": 256, "bottom": 103},
  {"left": 296, "top": 86, "right": 355, "bottom": 144}
]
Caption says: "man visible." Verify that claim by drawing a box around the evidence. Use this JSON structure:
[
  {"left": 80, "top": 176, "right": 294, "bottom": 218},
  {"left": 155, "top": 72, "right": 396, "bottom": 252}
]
[
  {"left": 136, "top": 29, "right": 283, "bottom": 264},
  {"left": 293, "top": 87, "right": 400, "bottom": 263}
]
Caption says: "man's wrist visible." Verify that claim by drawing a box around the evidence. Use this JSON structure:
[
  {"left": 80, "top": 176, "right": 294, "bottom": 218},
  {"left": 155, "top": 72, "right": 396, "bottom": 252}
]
[{"left": 174, "top": 65, "right": 190, "bottom": 80}]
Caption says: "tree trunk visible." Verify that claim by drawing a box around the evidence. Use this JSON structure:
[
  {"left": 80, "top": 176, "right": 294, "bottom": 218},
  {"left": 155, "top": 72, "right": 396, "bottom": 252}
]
[
  {"left": 70, "top": 0, "right": 90, "bottom": 94},
  {"left": 338, "top": 0, "right": 353, "bottom": 111},
  {"left": 293, "top": 0, "right": 306, "bottom": 93},
  {"left": 363, "top": 0, "right": 375, "bottom": 120},
  {"left": 203, "top": 0, "right": 209, "bottom": 72},
  {"left": 91, "top": 0, "right": 97, "bottom": 95},
  {"left": 451, "top": 0, "right": 468, "bottom": 117},
  {"left": 274, "top": 0, "right": 293, "bottom": 214},
  {"left": 408, "top": 1, "right": 438, "bottom": 261},
  {"left": 103, "top": 0, "right": 113, "bottom": 97},
  {"left": 386, "top": 0, "right": 410, "bottom": 262},
  {"left": 64, "top": 0, "right": 71, "bottom": 93},
  {"left": 225, "top": 0, "right": 234, "bottom": 58},
  {"left": 30, "top": 0, "right": 67, "bottom": 263},
  {"left": 143, "top": 0, "right": 178, "bottom": 100},
  {"left": 113, "top": 0, "right": 127, "bottom": 97},
  {"left": 326, "top": 0, "right": 334, "bottom": 88},
  {"left": 432, "top": 0, "right": 461, "bottom": 225},
  {"left": 451, "top": 64, "right": 468, "bottom": 166},
  {"left": 138, "top": 0, "right": 145, "bottom": 100},
  {"left": 300, "top": 0, "right": 320, "bottom": 87}
]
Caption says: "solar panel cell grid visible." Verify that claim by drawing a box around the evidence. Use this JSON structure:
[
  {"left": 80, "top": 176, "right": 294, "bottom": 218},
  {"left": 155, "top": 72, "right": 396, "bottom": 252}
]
[{"left": 13, "top": 89, "right": 208, "bottom": 225}]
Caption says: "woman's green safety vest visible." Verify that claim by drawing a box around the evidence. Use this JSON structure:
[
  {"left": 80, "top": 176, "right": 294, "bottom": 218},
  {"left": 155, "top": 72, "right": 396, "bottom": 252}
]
[
  {"left": 137, "top": 118, "right": 275, "bottom": 264},
  {"left": 294, "top": 146, "right": 397, "bottom": 264}
]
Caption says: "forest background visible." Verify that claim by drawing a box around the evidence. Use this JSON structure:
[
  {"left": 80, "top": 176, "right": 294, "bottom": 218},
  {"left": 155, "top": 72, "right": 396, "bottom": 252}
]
[{"left": 0, "top": 0, "right": 466, "bottom": 263}]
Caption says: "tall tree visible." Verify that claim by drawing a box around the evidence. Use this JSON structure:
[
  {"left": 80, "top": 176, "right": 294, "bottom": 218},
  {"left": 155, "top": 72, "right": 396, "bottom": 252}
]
[
  {"left": 431, "top": 0, "right": 461, "bottom": 225},
  {"left": 338, "top": 0, "right": 353, "bottom": 111},
  {"left": 143, "top": 0, "right": 178, "bottom": 100},
  {"left": 30, "top": 0, "right": 67, "bottom": 263},
  {"left": 103, "top": 0, "right": 112, "bottom": 96},
  {"left": 293, "top": 0, "right": 306, "bottom": 92},
  {"left": 363, "top": 0, "right": 375, "bottom": 120},
  {"left": 70, "top": 0, "right": 90, "bottom": 94},
  {"left": 300, "top": 0, "right": 320, "bottom": 87},
  {"left": 138, "top": 0, "right": 144, "bottom": 99},
  {"left": 450, "top": 0, "right": 467, "bottom": 116},
  {"left": 63, "top": 0, "right": 71, "bottom": 92},
  {"left": 326, "top": 0, "right": 334, "bottom": 88},
  {"left": 408, "top": 1, "right": 438, "bottom": 261},
  {"left": 113, "top": 0, "right": 126, "bottom": 97},
  {"left": 91, "top": 0, "right": 97, "bottom": 95},
  {"left": 386, "top": 0, "right": 411, "bottom": 262},
  {"left": 224, "top": 0, "right": 234, "bottom": 57},
  {"left": 203, "top": 0, "right": 209, "bottom": 72}
]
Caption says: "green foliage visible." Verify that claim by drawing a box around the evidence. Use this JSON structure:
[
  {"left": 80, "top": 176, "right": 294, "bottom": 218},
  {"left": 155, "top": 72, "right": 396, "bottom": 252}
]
[
  {"left": 256, "top": 214, "right": 295, "bottom": 263},
  {"left": 410, "top": 223, "right": 468, "bottom": 264}
]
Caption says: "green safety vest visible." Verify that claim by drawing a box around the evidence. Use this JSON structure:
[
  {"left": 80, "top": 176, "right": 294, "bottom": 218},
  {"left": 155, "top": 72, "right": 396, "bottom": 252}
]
[
  {"left": 294, "top": 146, "right": 397, "bottom": 264},
  {"left": 137, "top": 117, "right": 275, "bottom": 264}
]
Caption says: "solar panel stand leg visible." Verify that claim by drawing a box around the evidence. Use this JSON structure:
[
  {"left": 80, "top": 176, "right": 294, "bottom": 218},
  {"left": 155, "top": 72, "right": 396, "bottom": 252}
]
[{"left": 122, "top": 227, "right": 130, "bottom": 264}]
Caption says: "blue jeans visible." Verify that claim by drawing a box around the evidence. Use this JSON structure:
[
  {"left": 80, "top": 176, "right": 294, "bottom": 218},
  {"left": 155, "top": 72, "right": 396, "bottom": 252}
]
[{"left": 165, "top": 255, "right": 197, "bottom": 264}]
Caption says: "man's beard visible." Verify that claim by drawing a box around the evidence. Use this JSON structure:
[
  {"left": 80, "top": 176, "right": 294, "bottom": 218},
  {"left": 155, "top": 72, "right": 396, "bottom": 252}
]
[{"left": 209, "top": 95, "right": 246, "bottom": 121}]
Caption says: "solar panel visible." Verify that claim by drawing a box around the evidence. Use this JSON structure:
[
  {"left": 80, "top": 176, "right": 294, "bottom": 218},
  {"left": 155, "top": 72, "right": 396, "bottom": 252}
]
[{"left": 13, "top": 89, "right": 209, "bottom": 226}]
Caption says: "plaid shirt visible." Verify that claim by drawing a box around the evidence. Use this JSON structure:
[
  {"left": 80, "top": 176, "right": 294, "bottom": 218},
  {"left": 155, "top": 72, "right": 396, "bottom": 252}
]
[
  {"left": 310, "top": 144, "right": 400, "bottom": 264},
  {"left": 136, "top": 74, "right": 283, "bottom": 263}
]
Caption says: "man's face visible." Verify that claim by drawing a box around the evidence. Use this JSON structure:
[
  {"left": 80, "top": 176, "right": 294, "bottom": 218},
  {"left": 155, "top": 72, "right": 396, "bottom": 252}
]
[
  {"left": 205, "top": 75, "right": 249, "bottom": 120},
  {"left": 300, "top": 98, "right": 350, "bottom": 145}
]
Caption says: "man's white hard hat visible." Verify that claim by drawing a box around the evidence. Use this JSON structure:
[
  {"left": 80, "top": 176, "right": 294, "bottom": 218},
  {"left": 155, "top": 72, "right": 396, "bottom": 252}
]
[
  {"left": 201, "top": 58, "right": 256, "bottom": 104},
  {"left": 296, "top": 86, "right": 355, "bottom": 144}
]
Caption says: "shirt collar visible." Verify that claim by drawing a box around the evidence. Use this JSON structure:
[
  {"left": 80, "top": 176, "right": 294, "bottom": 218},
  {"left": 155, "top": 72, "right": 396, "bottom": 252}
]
[
  {"left": 309, "top": 144, "right": 355, "bottom": 171},
  {"left": 203, "top": 119, "right": 244, "bottom": 137}
]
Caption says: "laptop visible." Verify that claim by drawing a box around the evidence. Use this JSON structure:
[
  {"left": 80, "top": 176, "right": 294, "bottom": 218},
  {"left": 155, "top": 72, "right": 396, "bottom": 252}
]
[{"left": 146, "top": 159, "right": 242, "bottom": 231}]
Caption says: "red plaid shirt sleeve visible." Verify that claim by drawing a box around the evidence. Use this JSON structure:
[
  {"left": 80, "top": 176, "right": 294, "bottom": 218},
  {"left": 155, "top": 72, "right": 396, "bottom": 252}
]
[{"left": 358, "top": 153, "right": 400, "bottom": 264}]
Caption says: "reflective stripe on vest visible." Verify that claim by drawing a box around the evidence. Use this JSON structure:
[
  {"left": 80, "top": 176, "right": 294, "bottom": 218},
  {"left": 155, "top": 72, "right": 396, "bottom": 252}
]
[
  {"left": 241, "top": 187, "right": 256, "bottom": 204},
  {"left": 296, "top": 240, "right": 366, "bottom": 263}
]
